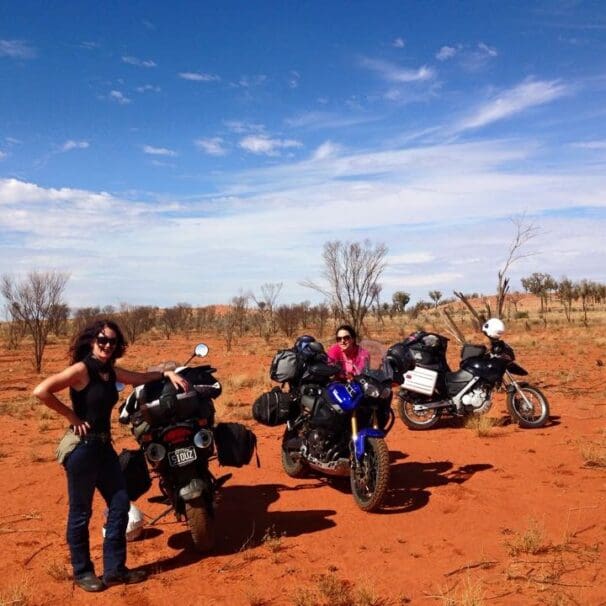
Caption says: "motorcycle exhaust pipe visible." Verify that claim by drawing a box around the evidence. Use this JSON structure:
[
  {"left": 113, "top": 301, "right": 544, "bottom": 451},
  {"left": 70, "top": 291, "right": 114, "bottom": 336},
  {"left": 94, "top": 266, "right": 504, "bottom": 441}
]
[
  {"left": 415, "top": 400, "right": 450, "bottom": 410},
  {"left": 146, "top": 442, "right": 166, "bottom": 463},
  {"left": 193, "top": 428, "right": 213, "bottom": 450}
]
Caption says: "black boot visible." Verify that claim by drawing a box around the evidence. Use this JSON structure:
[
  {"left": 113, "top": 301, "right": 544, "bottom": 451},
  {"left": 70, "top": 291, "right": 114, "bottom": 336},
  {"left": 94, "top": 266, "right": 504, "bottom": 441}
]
[
  {"left": 103, "top": 568, "right": 148, "bottom": 587},
  {"left": 74, "top": 572, "right": 105, "bottom": 592}
]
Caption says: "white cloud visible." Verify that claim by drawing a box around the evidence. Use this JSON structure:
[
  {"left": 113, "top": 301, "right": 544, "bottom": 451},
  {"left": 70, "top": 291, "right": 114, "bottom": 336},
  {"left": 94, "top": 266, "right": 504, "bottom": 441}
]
[
  {"left": 289, "top": 70, "right": 300, "bottom": 89},
  {"left": 224, "top": 120, "right": 265, "bottom": 134},
  {"left": 456, "top": 78, "right": 568, "bottom": 131},
  {"left": 360, "top": 57, "right": 435, "bottom": 83},
  {"left": 195, "top": 137, "right": 227, "bottom": 156},
  {"left": 239, "top": 135, "right": 302, "bottom": 156},
  {"left": 389, "top": 252, "right": 436, "bottom": 265},
  {"left": 142, "top": 145, "right": 177, "bottom": 157},
  {"left": 0, "top": 39, "right": 36, "bottom": 59},
  {"left": 179, "top": 72, "right": 220, "bottom": 82},
  {"left": 392, "top": 37, "right": 405, "bottom": 48},
  {"left": 478, "top": 42, "right": 498, "bottom": 57},
  {"left": 312, "top": 141, "right": 341, "bottom": 160},
  {"left": 0, "top": 151, "right": 6, "bottom": 161},
  {"left": 237, "top": 74, "right": 267, "bottom": 88},
  {"left": 108, "top": 90, "right": 131, "bottom": 104},
  {"left": 61, "top": 140, "right": 89, "bottom": 152},
  {"left": 122, "top": 55, "right": 156, "bottom": 68},
  {"left": 136, "top": 84, "right": 161, "bottom": 93},
  {"left": 436, "top": 45, "right": 458, "bottom": 61},
  {"left": 2, "top": 135, "right": 606, "bottom": 307},
  {"left": 572, "top": 140, "right": 606, "bottom": 149}
]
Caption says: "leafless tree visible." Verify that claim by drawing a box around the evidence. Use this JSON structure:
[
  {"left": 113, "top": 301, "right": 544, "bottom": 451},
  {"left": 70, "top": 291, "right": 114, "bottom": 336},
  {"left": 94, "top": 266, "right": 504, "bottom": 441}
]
[
  {"left": 117, "top": 303, "right": 156, "bottom": 343},
  {"left": 161, "top": 303, "right": 192, "bottom": 339},
  {"left": 494, "top": 216, "right": 539, "bottom": 318},
  {"left": 301, "top": 239, "right": 388, "bottom": 336},
  {"left": 1, "top": 270, "right": 70, "bottom": 372}
]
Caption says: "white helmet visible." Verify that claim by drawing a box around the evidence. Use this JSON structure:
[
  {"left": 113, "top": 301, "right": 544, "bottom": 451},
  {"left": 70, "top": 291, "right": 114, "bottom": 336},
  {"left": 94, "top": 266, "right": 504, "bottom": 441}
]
[
  {"left": 482, "top": 318, "right": 505, "bottom": 339},
  {"left": 103, "top": 503, "right": 145, "bottom": 541}
]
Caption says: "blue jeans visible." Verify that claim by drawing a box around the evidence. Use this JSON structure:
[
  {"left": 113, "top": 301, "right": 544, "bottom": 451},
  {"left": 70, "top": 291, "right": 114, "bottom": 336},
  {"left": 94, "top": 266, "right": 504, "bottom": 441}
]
[{"left": 64, "top": 440, "right": 130, "bottom": 579}]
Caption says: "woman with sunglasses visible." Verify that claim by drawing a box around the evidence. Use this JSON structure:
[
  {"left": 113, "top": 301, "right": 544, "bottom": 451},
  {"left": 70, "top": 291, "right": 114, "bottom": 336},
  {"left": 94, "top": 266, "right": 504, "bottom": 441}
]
[
  {"left": 33, "top": 319, "right": 189, "bottom": 592},
  {"left": 326, "top": 324, "right": 370, "bottom": 381}
]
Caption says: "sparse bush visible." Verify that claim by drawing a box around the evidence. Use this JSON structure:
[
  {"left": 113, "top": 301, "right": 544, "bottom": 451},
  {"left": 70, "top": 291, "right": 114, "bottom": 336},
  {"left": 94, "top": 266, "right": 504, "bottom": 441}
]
[{"left": 505, "top": 518, "right": 549, "bottom": 556}]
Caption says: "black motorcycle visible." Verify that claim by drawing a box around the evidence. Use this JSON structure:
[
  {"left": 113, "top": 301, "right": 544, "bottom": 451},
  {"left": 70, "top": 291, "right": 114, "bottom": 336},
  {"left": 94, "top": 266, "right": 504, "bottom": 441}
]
[
  {"left": 120, "top": 343, "right": 228, "bottom": 551},
  {"left": 392, "top": 331, "right": 550, "bottom": 430},
  {"left": 254, "top": 337, "right": 413, "bottom": 512}
]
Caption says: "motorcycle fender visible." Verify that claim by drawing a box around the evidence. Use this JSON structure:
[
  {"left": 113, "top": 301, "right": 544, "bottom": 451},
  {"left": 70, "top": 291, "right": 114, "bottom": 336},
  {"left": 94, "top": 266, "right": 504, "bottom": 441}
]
[
  {"left": 353, "top": 428, "right": 384, "bottom": 461},
  {"left": 178, "top": 477, "right": 204, "bottom": 501}
]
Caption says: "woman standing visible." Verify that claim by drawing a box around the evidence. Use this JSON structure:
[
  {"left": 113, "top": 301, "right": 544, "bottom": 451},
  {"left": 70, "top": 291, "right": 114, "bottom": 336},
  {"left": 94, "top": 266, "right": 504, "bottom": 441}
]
[
  {"left": 326, "top": 324, "right": 370, "bottom": 380},
  {"left": 33, "top": 319, "right": 189, "bottom": 592}
]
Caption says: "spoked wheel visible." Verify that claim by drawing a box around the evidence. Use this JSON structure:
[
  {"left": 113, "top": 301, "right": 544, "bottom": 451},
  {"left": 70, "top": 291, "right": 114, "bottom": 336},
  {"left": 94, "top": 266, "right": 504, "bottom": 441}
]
[
  {"left": 184, "top": 496, "right": 215, "bottom": 552},
  {"left": 398, "top": 395, "right": 441, "bottom": 430},
  {"left": 507, "top": 384, "right": 550, "bottom": 428},
  {"left": 350, "top": 437, "right": 390, "bottom": 512},
  {"left": 281, "top": 429, "right": 309, "bottom": 478}
]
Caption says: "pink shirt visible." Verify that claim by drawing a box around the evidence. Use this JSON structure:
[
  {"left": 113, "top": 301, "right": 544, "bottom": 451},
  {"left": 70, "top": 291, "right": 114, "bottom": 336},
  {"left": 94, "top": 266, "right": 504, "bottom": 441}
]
[{"left": 327, "top": 343, "right": 370, "bottom": 379}]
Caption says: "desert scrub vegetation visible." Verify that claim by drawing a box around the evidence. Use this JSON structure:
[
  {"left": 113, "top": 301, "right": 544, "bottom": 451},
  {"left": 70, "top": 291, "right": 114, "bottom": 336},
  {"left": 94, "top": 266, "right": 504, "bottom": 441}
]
[
  {"left": 291, "top": 573, "right": 387, "bottom": 606},
  {"left": 0, "top": 575, "right": 30, "bottom": 606},
  {"left": 432, "top": 573, "right": 486, "bottom": 606},
  {"left": 578, "top": 431, "right": 606, "bottom": 468},
  {"left": 504, "top": 518, "right": 550, "bottom": 556},
  {"left": 463, "top": 415, "right": 502, "bottom": 437}
]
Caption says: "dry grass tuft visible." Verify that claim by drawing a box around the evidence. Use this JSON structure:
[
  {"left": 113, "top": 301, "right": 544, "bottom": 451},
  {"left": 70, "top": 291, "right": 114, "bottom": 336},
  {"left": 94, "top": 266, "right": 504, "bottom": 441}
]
[
  {"left": 578, "top": 432, "right": 606, "bottom": 468},
  {"left": 505, "top": 518, "right": 550, "bottom": 556},
  {"left": 434, "top": 574, "right": 485, "bottom": 606},
  {"left": 45, "top": 561, "right": 70, "bottom": 581},
  {"left": 291, "top": 573, "right": 388, "bottom": 606},
  {"left": 0, "top": 575, "right": 31, "bottom": 606},
  {"left": 464, "top": 415, "right": 499, "bottom": 437},
  {"left": 261, "top": 525, "right": 285, "bottom": 554}
]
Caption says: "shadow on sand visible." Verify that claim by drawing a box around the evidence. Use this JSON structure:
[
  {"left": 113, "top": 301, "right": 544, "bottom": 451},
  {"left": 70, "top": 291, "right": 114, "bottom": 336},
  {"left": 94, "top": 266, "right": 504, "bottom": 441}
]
[{"left": 143, "top": 481, "right": 337, "bottom": 574}]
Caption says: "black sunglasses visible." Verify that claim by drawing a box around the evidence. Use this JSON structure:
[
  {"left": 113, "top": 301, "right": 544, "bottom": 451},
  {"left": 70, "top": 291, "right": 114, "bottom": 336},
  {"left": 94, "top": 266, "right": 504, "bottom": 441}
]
[
  {"left": 336, "top": 335, "right": 352, "bottom": 342},
  {"left": 96, "top": 335, "right": 117, "bottom": 347}
]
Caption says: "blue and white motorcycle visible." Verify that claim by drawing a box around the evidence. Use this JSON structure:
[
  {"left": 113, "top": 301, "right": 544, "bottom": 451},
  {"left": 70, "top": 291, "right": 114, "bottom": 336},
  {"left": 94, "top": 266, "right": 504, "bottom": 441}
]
[{"left": 264, "top": 337, "right": 414, "bottom": 512}]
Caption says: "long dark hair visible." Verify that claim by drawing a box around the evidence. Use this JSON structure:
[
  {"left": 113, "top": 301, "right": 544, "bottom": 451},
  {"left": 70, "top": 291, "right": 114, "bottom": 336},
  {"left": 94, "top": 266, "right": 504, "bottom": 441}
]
[
  {"left": 69, "top": 319, "right": 127, "bottom": 364},
  {"left": 335, "top": 323, "right": 357, "bottom": 343}
]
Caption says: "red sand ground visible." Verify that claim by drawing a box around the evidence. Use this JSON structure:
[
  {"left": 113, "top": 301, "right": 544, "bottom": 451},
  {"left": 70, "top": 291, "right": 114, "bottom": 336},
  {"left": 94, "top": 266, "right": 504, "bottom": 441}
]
[{"left": 0, "top": 323, "right": 605, "bottom": 606}]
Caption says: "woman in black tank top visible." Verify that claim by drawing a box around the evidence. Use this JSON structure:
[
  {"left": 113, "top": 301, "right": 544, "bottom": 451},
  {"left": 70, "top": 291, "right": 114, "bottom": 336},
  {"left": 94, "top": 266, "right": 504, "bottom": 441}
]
[{"left": 33, "top": 319, "right": 189, "bottom": 592}]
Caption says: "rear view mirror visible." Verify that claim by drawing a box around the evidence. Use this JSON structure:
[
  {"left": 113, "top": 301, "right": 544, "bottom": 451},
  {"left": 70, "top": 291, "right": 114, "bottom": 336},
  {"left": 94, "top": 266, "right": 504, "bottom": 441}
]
[{"left": 194, "top": 343, "right": 209, "bottom": 358}]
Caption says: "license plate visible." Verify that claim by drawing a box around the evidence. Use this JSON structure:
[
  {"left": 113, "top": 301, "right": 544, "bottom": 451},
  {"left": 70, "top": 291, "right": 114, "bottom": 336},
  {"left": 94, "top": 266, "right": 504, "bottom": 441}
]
[{"left": 168, "top": 446, "right": 197, "bottom": 467}]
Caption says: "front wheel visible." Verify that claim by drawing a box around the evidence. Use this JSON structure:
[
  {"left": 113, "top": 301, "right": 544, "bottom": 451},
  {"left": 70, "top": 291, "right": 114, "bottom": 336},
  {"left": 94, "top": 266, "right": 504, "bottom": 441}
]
[
  {"left": 398, "top": 395, "right": 441, "bottom": 430},
  {"left": 184, "top": 496, "right": 215, "bottom": 552},
  {"left": 507, "top": 384, "right": 550, "bottom": 429},
  {"left": 281, "top": 430, "right": 309, "bottom": 478},
  {"left": 350, "top": 437, "right": 390, "bottom": 512}
]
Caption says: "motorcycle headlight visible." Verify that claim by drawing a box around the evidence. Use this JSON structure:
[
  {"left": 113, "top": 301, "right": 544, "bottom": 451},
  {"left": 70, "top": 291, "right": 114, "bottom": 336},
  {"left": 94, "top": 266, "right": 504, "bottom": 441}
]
[
  {"left": 146, "top": 442, "right": 166, "bottom": 463},
  {"left": 193, "top": 428, "right": 213, "bottom": 450}
]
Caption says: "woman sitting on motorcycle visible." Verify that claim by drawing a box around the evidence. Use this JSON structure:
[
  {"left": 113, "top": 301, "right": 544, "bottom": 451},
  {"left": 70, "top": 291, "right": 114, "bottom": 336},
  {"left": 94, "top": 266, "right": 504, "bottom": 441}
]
[{"left": 327, "top": 324, "right": 370, "bottom": 380}]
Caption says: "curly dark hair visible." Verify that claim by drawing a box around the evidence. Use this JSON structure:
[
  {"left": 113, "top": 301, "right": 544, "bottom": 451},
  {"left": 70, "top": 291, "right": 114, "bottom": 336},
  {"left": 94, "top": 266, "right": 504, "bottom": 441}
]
[
  {"left": 69, "top": 319, "right": 127, "bottom": 365},
  {"left": 335, "top": 323, "right": 357, "bottom": 342}
]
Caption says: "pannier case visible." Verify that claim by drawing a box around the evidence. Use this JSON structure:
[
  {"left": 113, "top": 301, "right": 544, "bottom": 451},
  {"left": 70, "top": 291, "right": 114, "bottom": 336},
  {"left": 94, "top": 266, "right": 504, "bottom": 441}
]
[{"left": 402, "top": 366, "right": 438, "bottom": 396}]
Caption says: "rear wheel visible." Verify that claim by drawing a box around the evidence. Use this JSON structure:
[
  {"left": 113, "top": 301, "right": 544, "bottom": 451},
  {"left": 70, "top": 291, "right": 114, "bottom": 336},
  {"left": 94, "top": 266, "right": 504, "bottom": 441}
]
[
  {"left": 184, "top": 496, "right": 215, "bottom": 552},
  {"left": 398, "top": 395, "right": 441, "bottom": 430},
  {"left": 350, "top": 437, "right": 390, "bottom": 512},
  {"left": 507, "top": 384, "right": 550, "bottom": 429}
]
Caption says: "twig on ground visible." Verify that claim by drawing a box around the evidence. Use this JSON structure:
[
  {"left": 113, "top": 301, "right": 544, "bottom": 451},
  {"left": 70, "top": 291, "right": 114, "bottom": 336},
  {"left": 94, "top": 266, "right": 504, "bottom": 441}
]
[
  {"left": 444, "top": 560, "right": 498, "bottom": 577},
  {"left": 23, "top": 542, "right": 53, "bottom": 566}
]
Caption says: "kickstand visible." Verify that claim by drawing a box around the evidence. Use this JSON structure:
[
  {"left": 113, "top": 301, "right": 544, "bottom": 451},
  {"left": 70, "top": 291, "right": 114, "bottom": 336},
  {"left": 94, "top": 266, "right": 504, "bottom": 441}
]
[{"left": 148, "top": 504, "right": 174, "bottom": 526}]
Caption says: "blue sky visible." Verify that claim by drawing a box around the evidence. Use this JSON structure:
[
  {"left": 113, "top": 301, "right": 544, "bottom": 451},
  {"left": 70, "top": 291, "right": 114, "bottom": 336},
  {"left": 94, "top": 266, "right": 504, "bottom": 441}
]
[{"left": 1, "top": 1, "right": 605, "bottom": 309}]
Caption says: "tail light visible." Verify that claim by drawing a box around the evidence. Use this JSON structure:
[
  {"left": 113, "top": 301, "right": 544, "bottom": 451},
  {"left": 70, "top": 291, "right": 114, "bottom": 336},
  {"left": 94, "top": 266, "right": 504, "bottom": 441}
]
[{"left": 162, "top": 427, "right": 192, "bottom": 444}]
